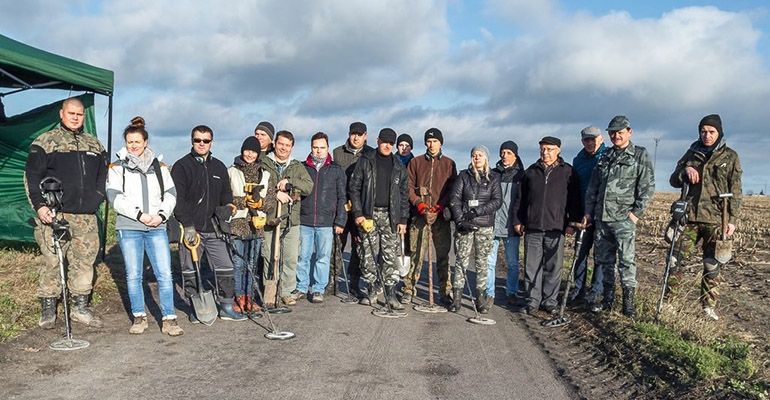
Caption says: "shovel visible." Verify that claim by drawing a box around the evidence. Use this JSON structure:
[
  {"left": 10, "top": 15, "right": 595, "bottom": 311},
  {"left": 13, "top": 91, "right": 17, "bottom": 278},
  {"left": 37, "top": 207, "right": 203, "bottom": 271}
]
[
  {"left": 263, "top": 201, "right": 282, "bottom": 308},
  {"left": 184, "top": 234, "right": 217, "bottom": 326},
  {"left": 715, "top": 193, "right": 733, "bottom": 264}
]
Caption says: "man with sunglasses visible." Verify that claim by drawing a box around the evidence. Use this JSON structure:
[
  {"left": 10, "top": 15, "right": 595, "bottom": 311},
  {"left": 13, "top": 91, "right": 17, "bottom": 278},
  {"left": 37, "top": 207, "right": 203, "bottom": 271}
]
[{"left": 171, "top": 125, "right": 246, "bottom": 322}]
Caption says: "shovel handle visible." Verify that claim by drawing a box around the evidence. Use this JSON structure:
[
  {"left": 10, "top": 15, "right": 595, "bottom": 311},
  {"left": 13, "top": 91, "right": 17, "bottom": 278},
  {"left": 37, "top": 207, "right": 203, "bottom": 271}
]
[{"left": 184, "top": 234, "right": 201, "bottom": 262}]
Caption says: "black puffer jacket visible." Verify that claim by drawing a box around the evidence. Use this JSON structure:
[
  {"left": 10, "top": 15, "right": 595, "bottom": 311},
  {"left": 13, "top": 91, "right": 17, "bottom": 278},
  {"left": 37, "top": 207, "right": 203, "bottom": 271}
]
[
  {"left": 348, "top": 149, "right": 409, "bottom": 232},
  {"left": 513, "top": 158, "right": 581, "bottom": 232},
  {"left": 449, "top": 168, "right": 502, "bottom": 228},
  {"left": 300, "top": 154, "right": 347, "bottom": 228}
]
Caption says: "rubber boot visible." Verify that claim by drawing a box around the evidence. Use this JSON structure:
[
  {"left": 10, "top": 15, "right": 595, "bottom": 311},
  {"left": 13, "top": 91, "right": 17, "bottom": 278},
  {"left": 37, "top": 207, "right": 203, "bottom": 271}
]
[
  {"left": 591, "top": 284, "right": 614, "bottom": 313},
  {"left": 439, "top": 291, "right": 453, "bottom": 306},
  {"left": 359, "top": 285, "right": 378, "bottom": 306},
  {"left": 38, "top": 297, "right": 57, "bottom": 330},
  {"left": 70, "top": 295, "right": 103, "bottom": 328},
  {"left": 476, "top": 290, "right": 489, "bottom": 314},
  {"left": 622, "top": 286, "right": 636, "bottom": 317},
  {"left": 448, "top": 289, "right": 462, "bottom": 312},
  {"left": 385, "top": 285, "right": 405, "bottom": 311}
]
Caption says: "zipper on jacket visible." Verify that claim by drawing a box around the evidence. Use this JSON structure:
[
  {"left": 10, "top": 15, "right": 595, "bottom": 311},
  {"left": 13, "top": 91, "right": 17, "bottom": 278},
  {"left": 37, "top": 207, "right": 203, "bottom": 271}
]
[
  {"left": 75, "top": 132, "right": 85, "bottom": 210},
  {"left": 312, "top": 166, "right": 321, "bottom": 226}
]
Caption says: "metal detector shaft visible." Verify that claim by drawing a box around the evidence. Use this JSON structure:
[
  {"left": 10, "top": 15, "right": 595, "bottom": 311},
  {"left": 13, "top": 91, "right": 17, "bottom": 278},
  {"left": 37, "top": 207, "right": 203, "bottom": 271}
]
[{"left": 655, "top": 184, "right": 689, "bottom": 323}]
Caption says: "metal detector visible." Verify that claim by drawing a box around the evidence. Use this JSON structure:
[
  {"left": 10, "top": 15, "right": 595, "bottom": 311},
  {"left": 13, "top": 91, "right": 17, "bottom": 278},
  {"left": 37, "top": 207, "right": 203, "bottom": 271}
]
[
  {"left": 414, "top": 227, "right": 447, "bottom": 314},
  {"left": 335, "top": 235, "right": 359, "bottom": 304},
  {"left": 457, "top": 255, "right": 496, "bottom": 325},
  {"left": 542, "top": 223, "right": 585, "bottom": 328},
  {"left": 35, "top": 177, "right": 89, "bottom": 350},
  {"left": 655, "top": 184, "right": 689, "bottom": 323},
  {"left": 265, "top": 201, "right": 294, "bottom": 314},
  {"left": 363, "top": 228, "right": 407, "bottom": 318},
  {"left": 250, "top": 265, "right": 295, "bottom": 340}
]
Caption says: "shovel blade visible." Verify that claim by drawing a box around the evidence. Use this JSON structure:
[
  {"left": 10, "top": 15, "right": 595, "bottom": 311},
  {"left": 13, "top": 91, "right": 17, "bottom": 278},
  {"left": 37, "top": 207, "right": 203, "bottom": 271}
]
[
  {"left": 715, "top": 239, "right": 732, "bottom": 264},
  {"left": 263, "top": 279, "right": 278, "bottom": 307},
  {"left": 191, "top": 290, "right": 218, "bottom": 326},
  {"left": 397, "top": 256, "right": 411, "bottom": 277}
]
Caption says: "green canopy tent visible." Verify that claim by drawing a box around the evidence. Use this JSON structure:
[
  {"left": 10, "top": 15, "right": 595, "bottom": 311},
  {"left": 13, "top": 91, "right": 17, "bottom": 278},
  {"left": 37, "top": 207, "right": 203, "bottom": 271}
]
[{"left": 0, "top": 34, "right": 114, "bottom": 249}]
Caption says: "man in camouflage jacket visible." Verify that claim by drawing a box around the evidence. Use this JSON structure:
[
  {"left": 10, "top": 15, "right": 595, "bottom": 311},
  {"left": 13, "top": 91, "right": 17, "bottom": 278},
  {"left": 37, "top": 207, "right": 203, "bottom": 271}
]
[
  {"left": 584, "top": 115, "right": 655, "bottom": 317},
  {"left": 25, "top": 97, "right": 107, "bottom": 329},
  {"left": 667, "top": 114, "right": 742, "bottom": 321}
]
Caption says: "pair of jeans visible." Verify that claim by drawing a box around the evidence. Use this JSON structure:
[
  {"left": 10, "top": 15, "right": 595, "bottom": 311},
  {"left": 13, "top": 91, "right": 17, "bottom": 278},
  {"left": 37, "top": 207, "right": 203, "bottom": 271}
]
[
  {"left": 232, "top": 238, "right": 262, "bottom": 297},
  {"left": 117, "top": 228, "right": 176, "bottom": 318},
  {"left": 486, "top": 236, "right": 520, "bottom": 297},
  {"left": 296, "top": 225, "right": 334, "bottom": 294}
]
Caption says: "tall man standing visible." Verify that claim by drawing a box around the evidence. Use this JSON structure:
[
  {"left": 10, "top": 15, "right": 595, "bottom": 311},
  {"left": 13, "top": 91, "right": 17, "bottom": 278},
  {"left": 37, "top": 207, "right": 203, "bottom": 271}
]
[
  {"left": 584, "top": 116, "right": 655, "bottom": 317},
  {"left": 569, "top": 126, "right": 606, "bottom": 305},
  {"left": 348, "top": 128, "right": 410, "bottom": 310},
  {"left": 403, "top": 128, "right": 457, "bottom": 305},
  {"left": 332, "top": 122, "right": 373, "bottom": 297},
  {"left": 261, "top": 130, "right": 314, "bottom": 306},
  {"left": 25, "top": 97, "right": 106, "bottom": 329},
  {"left": 172, "top": 125, "right": 246, "bottom": 322}
]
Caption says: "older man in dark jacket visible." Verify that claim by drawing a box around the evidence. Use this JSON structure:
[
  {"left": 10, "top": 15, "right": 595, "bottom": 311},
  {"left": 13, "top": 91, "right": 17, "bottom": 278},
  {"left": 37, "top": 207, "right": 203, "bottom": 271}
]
[
  {"left": 348, "top": 128, "right": 410, "bottom": 310},
  {"left": 296, "top": 132, "right": 347, "bottom": 303},
  {"left": 514, "top": 136, "right": 581, "bottom": 316}
]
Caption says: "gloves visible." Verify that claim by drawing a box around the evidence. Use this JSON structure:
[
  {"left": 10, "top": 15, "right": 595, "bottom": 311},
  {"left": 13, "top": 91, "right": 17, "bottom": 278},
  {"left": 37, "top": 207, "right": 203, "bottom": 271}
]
[
  {"left": 465, "top": 208, "right": 478, "bottom": 220},
  {"left": 361, "top": 218, "right": 375, "bottom": 233},
  {"left": 417, "top": 202, "right": 429, "bottom": 215},
  {"left": 245, "top": 195, "right": 263, "bottom": 209},
  {"left": 425, "top": 211, "right": 438, "bottom": 225},
  {"left": 429, "top": 204, "right": 444, "bottom": 214},
  {"left": 456, "top": 221, "right": 478, "bottom": 234},
  {"left": 183, "top": 226, "right": 199, "bottom": 246}
]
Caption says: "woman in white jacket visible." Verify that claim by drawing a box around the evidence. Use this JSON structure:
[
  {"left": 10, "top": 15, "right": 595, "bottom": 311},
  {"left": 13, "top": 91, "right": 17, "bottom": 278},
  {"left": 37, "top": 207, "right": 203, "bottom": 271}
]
[{"left": 107, "top": 117, "right": 182, "bottom": 336}]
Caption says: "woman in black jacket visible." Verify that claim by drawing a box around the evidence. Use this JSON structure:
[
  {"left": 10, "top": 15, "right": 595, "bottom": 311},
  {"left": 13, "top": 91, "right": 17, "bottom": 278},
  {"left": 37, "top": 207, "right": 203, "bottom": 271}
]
[{"left": 448, "top": 145, "right": 502, "bottom": 312}]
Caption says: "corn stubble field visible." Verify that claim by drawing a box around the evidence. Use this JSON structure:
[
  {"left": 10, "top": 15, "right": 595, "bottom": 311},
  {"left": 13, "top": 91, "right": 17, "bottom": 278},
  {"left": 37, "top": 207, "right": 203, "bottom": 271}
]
[{"left": 1, "top": 194, "right": 770, "bottom": 398}]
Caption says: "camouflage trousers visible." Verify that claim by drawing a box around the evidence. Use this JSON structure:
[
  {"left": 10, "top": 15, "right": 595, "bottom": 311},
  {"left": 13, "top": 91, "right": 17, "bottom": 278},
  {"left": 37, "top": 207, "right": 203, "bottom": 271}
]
[
  {"left": 453, "top": 226, "right": 494, "bottom": 293},
  {"left": 667, "top": 222, "right": 722, "bottom": 308},
  {"left": 358, "top": 209, "right": 400, "bottom": 287},
  {"left": 402, "top": 215, "right": 452, "bottom": 297},
  {"left": 33, "top": 213, "right": 99, "bottom": 298},
  {"left": 594, "top": 219, "right": 637, "bottom": 290}
]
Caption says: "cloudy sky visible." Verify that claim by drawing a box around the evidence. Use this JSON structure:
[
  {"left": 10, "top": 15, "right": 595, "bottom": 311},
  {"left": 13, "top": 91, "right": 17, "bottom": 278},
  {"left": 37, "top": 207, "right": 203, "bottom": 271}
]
[{"left": 2, "top": 0, "right": 769, "bottom": 193}]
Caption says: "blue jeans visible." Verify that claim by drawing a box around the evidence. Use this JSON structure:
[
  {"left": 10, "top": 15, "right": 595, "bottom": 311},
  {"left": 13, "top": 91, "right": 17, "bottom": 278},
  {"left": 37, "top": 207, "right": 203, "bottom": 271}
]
[
  {"left": 297, "top": 225, "right": 334, "bottom": 294},
  {"left": 486, "top": 236, "right": 520, "bottom": 297},
  {"left": 232, "top": 238, "right": 261, "bottom": 297},
  {"left": 117, "top": 228, "right": 176, "bottom": 318}
]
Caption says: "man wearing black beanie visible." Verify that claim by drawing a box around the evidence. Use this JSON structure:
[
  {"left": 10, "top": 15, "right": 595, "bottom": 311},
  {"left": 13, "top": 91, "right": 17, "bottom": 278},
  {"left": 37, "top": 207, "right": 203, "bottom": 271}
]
[{"left": 666, "top": 114, "right": 742, "bottom": 321}]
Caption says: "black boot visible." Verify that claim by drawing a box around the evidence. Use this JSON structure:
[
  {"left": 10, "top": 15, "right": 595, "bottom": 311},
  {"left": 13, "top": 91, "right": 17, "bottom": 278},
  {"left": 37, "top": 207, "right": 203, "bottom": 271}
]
[
  {"left": 38, "top": 297, "right": 57, "bottom": 330},
  {"left": 448, "top": 289, "right": 463, "bottom": 312},
  {"left": 439, "top": 291, "right": 453, "bottom": 306},
  {"left": 476, "top": 290, "right": 489, "bottom": 314},
  {"left": 385, "top": 285, "right": 405, "bottom": 310},
  {"left": 349, "top": 274, "right": 362, "bottom": 298},
  {"left": 591, "top": 284, "right": 614, "bottom": 313},
  {"left": 622, "top": 287, "right": 637, "bottom": 317},
  {"left": 70, "top": 294, "right": 103, "bottom": 328}
]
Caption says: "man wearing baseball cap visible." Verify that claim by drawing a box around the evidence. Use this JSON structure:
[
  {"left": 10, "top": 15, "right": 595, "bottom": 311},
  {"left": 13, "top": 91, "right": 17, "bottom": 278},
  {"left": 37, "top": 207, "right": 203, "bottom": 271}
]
[{"left": 584, "top": 116, "right": 655, "bottom": 317}]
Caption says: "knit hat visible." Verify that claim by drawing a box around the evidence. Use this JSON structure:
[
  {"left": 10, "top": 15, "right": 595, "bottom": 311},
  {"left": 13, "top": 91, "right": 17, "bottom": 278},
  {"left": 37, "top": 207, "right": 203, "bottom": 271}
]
[
  {"left": 539, "top": 136, "right": 561, "bottom": 147},
  {"left": 471, "top": 145, "right": 490, "bottom": 160},
  {"left": 699, "top": 114, "right": 723, "bottom": 135},
  {"left": 499, "top": 140, "right": 518, "bottom": 156},
  {"left": 255, "top": 121, "right": 275, "bottom": 140},
  {"left": 241, "top": 136, "right": 261, "bottom": 154},
  {"left": 349, "top": 121, "right": 367, "bottom": 135},
  {"left": 580, "top": 126, "right": 602, "bottom": 139},
  {"left": 397, "top": 134, "right": 413, "bottom": 148},
  {"left": 606, "top": 115, "right": 630, "bottom": 132},
  {"left": 378, "top": 128, "right": 397, "bottom": 144},
  {"left": 424, "top": 127, "right": 444, "bottom": 145}
]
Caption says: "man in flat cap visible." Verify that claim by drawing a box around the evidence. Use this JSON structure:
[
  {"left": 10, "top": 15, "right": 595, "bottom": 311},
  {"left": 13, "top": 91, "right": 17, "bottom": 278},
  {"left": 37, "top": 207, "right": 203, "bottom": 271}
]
[
  {"left": 514, "top": 136, "right": 581, "bottom": 315},
  {"left": 348, "top": 128, "right": 409, "bottom": 310},
  {"left": 584, "top": 116, "right": 655, "bottom": 317}
]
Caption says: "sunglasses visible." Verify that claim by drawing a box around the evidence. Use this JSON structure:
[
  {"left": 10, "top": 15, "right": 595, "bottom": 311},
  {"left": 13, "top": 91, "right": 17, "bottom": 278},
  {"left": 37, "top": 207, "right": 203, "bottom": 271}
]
[{"left": 193, "top": 138, "right": 212, "bottom": 144}]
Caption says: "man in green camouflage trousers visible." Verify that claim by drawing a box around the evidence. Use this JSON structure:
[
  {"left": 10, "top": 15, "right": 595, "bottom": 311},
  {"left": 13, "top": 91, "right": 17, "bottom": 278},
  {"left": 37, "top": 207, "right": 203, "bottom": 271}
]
[
  {"left": 668, "top": 114, "right": 742, "bottom": 321},
  {"left": 25, "top": 97, "right": 107, "bottom": 329},
  {"left": 584, "top": 115, "right": 655, "bottom": 317}
]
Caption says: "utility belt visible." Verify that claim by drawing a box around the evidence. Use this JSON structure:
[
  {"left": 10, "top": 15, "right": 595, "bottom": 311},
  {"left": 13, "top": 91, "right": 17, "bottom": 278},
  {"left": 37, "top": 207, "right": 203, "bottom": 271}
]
[{"left": 373, "top": 206, "right": 389, "bottom": 212}]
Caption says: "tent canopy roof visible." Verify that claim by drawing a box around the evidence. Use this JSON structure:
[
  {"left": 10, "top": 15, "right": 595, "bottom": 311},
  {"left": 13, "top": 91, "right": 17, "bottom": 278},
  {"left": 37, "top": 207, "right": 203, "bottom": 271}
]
[{"left": 0, "top": 34, "right": 113, "bottom": 96}]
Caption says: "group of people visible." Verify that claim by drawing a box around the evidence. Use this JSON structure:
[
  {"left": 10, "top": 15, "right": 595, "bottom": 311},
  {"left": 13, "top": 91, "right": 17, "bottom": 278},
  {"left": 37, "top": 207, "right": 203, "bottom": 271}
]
[{"left": 24, "top": 97, "right": 742, "bottom": 337}]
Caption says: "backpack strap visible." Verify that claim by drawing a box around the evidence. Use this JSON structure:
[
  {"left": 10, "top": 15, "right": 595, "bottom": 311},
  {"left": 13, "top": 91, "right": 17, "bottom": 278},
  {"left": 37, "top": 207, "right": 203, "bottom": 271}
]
[{"left": 152, "top": 158, "right": 165, "bottom": 201}]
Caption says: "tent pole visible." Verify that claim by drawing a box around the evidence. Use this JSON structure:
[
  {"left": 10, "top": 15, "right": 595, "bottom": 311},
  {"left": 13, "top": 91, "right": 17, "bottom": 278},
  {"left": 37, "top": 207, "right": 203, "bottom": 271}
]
[{"left": 101, "top": 94, "right": 113, "bottom": 262}]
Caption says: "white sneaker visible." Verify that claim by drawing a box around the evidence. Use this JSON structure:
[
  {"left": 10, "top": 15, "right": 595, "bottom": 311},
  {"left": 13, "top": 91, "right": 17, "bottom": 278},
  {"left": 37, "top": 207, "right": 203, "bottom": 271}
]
[{"left": 703, "top": 307, "right": 719, "bottom": 321}]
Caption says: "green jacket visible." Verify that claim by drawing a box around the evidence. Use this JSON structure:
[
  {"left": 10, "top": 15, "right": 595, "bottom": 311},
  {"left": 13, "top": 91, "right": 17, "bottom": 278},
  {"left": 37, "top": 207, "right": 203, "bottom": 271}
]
[
  {"left": 585, "top": 142, "right": 655, "bottom": 223},
  {"left": 261, "top": 153, "right": 314, "bottom": 227},
  {"left": 669, "top": 140, "right": 742, "bottom": 225}
]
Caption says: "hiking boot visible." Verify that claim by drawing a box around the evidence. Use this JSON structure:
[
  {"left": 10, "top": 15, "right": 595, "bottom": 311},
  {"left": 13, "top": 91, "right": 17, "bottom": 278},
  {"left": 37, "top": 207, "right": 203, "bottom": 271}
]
[
  {"left": 400, "top": 291, "right": 412, "bottom": 305},
  {"left": 129, "top": 315, "right": 148, "bottom": 334},
  {"left": 38, "top": 297, "right": 57, "bottom": 330},
  {"left": 439, "top": 292, "right": 453, "bottom": 306},
  {"left": 70, "top": 295, "right": 103, "bottom": 328},
  {"left": 507, "top": 294, "right": 523, "bottom": 308},
  {"left": 385, "top": 286, "right": 405, "bottom": 310},
  {"left": 311, "top": 292, "right": 324, "bottom": 304},
  {"left": 162, "top": 317, "right": 184, "bottom": 336},
  {"left": 544, "top": 304, "right": 559, "bottom": 315},
  {"left": 448, "top": 289, "right": 462, "bottom": 313},
  {"left": 219, "top": 303, "right": 247, "bottom": 321},
  {"left": 591, "top": 286, "right": 614, "bottom": 313},
  {"left": 518, "top": 305, "right": 534, "bottom": 315},
  {"left": 703, "top": 307, "right": 719, "bottom": 321},
  {"left": 281, "top": 296, "right": 297, "bottom": 306},
  {"left": 622, "top": 287, "right": 637, "bottom": 318},
  {"left": 290, "top": 290, "right": 307, "bottom": 300},
  {"left": 245, "top": 295, "right": 260, "bottom": 312}
]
